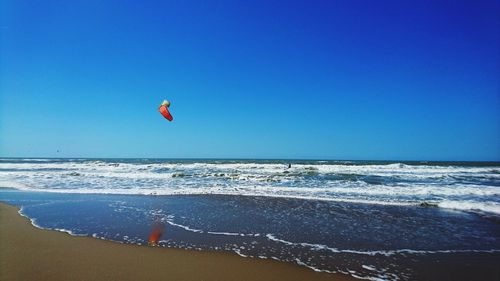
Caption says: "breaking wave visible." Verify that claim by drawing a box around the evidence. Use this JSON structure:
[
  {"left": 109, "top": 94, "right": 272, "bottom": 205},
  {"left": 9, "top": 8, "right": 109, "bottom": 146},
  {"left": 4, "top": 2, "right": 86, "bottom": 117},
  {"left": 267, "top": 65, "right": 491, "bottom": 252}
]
[{"left": 1, "top": 159, "right": 499, "bottom": 215}]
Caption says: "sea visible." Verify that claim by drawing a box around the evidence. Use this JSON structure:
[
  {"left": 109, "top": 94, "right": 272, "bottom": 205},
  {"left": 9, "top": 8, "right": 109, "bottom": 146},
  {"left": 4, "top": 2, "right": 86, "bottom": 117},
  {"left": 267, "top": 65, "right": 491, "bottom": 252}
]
[{"left": 1, "top": 158, "right": 499, "bottom": 281}]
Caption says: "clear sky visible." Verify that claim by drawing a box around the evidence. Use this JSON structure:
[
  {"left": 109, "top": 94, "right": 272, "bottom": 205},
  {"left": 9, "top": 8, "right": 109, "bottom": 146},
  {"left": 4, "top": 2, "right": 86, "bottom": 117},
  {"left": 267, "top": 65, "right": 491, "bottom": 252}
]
[{"left": 1, "top": 0, "right": 499, "bottom": 160}]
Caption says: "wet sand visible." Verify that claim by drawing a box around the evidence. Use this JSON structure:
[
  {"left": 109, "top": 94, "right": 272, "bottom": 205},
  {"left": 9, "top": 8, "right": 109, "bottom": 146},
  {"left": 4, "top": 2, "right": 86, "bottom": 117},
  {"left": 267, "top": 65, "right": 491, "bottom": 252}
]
[{"left": 0, "top": 202, "right": 354, "bottom": 281}]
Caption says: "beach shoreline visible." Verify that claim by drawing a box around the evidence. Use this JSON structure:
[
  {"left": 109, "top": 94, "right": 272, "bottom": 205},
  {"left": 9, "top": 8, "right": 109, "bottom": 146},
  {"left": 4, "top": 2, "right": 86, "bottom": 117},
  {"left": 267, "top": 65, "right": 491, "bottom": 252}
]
[
  {"left": 1, "top": 157, "right": 499, "bottom": 280},
  {"left": 0, "top": 202, "right": 352, "bottom": 281}
]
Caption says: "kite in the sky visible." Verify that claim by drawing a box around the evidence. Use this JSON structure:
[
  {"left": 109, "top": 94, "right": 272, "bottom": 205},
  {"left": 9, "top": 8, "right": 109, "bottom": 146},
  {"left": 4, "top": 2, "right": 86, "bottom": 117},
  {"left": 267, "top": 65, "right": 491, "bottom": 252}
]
[{"left": 159, "top": 99, "right": 173, "bottom": 121}]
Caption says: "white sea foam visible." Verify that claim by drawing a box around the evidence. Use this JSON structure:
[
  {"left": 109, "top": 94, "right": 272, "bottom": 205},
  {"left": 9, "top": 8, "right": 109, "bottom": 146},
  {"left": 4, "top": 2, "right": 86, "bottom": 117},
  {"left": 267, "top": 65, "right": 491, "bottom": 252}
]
[
  {"left": 0, "top": 180, "right": 31, "bottom": 190},
  {"left": 165, "top": 220, "right": 204, "bottom": 233},
  {"left": 362, "top": 265, "right": 378, "bottom": 271},
  {"left": 17, "top": 207, "right": 86, "bottom": 236},
  {"left": 265, "top": 234, "right": 500, "bottom": 256},
  {"left": 164, "top": 219, "right": 261, "bottom": 237},
  {"left": 206, "top": 231, "right": 241, "bottom": 236},
  {"left": 206, "top": 231, "right": 259, "bottom": 237},
  {"left": 2, "top": 160, "right": 499, "bottom": 215},
  {"left": 438, "top": 200, "right": 500, "bottom": 215}
]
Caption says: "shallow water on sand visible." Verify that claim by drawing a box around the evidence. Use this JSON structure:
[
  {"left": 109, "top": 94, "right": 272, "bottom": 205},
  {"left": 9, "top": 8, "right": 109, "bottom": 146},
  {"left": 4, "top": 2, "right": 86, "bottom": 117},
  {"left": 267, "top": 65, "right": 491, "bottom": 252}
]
[{"left": 1, "top": 190, "right": 499, "bottom": 281}]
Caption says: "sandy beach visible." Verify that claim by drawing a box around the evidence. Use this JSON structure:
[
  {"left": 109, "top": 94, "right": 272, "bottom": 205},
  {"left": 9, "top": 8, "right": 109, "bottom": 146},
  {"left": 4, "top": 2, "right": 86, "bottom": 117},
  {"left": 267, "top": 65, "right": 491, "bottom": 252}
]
[{"left": 0, "top": 202, "right": 353, "bottom": 281}]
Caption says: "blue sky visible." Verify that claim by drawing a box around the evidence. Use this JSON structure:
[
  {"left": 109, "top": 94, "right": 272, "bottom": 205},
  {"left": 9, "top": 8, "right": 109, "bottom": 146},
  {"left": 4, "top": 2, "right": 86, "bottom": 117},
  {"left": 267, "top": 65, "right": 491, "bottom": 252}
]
[{"left": 1, "top": 0, "right": 499, "bottom": 160}]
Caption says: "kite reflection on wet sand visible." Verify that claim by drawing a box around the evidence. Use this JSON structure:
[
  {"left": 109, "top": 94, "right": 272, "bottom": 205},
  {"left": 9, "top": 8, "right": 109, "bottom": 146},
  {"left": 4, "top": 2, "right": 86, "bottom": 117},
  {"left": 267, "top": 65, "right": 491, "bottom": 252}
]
[{"left": 148, "top": 224, "right": 163, "bottom": 247}]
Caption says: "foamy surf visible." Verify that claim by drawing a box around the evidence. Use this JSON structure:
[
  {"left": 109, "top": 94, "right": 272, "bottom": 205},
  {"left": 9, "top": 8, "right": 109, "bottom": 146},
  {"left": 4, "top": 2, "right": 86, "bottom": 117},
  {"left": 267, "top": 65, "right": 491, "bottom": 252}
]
[{"left": 1, "top": 158, "right": 499, "bottom": 215}]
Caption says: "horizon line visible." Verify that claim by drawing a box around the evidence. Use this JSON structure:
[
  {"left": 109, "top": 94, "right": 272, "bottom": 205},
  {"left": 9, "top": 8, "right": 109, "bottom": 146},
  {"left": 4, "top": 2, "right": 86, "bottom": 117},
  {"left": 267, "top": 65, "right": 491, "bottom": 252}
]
[{"left": 1, "top": 156, "right": 499, "bottom": 163}]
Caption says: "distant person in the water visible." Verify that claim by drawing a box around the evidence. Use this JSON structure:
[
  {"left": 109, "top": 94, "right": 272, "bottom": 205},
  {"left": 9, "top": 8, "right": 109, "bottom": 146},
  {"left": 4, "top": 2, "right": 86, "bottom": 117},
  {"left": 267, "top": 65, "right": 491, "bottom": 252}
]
[{"left": 287, "top": 163, "right": 291, "bottom": 169}]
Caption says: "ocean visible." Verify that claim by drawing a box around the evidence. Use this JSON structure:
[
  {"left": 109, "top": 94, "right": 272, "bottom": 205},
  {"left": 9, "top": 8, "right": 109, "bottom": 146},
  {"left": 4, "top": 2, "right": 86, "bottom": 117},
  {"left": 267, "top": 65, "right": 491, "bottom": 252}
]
[{"left": 1, "top": 158, "right": 499, "bottom": 280}]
